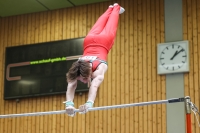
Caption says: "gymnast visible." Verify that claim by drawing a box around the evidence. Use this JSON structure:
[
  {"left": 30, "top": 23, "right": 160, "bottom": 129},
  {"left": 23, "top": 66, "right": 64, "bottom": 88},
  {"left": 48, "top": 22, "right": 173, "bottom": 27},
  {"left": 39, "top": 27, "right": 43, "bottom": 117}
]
[{"left": 65, "top": 3, "right": 125, "bottom": 117}]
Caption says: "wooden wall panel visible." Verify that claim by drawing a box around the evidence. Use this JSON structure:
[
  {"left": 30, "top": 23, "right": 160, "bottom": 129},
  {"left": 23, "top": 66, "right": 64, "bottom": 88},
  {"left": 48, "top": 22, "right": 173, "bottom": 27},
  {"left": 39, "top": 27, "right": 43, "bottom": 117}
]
[
  {"left": 3, "top": 0, "right": 200, "bottom": 132},
  {"left": 128, "top": 0, "right": 134, "bottom": 132},
  {"left": 146, "top": 0, "right": 152, "bottom": 132},
  {"left": 0, "top": 17, "right": 4, "bottom": 133},
  {"left": 159, "top": 0, "right": 166, "bottom": 132},
  {"left": 183, "top": 0, "right": 200, "bottom": 133}
]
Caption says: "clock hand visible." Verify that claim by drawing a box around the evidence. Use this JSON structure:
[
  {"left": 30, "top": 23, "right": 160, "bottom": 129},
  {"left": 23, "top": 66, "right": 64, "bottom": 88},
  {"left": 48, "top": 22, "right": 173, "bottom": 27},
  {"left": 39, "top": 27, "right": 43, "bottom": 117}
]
[
  {"left": 170, "top": 51, "right": 178, "bottom": 60},
  {"left": 177, "top": 49, "right": 184, "bottom": 55},
  {"left": 170, "top": 49, "right": 184, "bottom": 60}
]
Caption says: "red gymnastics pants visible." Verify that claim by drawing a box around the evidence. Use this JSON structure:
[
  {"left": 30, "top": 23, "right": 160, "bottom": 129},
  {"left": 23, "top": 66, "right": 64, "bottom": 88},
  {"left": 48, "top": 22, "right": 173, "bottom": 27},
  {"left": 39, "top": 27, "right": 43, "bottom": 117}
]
[{"left": 83, "top": 5, "right": 120, "bottom": 61}]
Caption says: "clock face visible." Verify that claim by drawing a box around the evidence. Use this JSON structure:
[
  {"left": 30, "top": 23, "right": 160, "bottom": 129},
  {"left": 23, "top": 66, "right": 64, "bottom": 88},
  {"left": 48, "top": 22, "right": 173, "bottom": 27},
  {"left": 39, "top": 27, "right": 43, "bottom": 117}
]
[
  {"left": 157, "top": 41, "right": 189, "bottom": 74},
  {"left": 160, "top": 44, "right": 187, "bottom": 71}
]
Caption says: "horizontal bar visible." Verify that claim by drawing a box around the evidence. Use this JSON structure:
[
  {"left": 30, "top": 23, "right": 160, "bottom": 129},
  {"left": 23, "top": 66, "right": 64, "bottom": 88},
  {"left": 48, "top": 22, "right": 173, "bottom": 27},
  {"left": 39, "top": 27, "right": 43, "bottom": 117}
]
[
  {"left": 168, "top": 97, "right": 185, "bottom": 103},
  {"left": 66, "top": 55, "right": 82, "bottom": 60},
  {"left": 86, "top": 97, "right": 184, "bottom": 112},
  {"left": 0, "top": 110, "right": 66, "bottom": 118},
  {"left": 86, "top": 100, "right": 169, "bottom": 112},
  {"left": 0, "top": 98, "right": 184, "bottom": 118}
]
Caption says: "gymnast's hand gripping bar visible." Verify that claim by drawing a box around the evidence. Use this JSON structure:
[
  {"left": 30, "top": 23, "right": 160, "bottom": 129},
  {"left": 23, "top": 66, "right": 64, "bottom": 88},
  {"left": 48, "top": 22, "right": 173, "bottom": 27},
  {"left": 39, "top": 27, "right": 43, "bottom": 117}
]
[{"left": 0, "top": 97, "right": 185, "bottom": 118}]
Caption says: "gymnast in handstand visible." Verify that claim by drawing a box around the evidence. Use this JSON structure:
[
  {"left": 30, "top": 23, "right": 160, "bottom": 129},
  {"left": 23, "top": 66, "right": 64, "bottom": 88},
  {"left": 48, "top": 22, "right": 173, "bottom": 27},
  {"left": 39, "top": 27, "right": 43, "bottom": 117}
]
[{"left": 65, "top": 3, "right": 125, "bottom": 116}]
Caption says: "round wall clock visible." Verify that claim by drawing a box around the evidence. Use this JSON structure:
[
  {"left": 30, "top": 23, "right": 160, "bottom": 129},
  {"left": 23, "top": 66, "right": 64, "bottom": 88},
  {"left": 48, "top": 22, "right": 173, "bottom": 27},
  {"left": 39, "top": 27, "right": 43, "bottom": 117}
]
[{"left": 157, "top": 41, "right": 189, "bottom": 74}]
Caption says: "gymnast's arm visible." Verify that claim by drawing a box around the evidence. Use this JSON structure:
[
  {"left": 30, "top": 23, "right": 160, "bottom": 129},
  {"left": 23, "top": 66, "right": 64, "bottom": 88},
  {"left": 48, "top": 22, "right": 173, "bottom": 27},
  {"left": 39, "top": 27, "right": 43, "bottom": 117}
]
[
  {"left": 66, "top": 79, "right": 77, "bottom": 101},
  {"left": 88, "top": 63, "right": 108, "bottom": 101}
]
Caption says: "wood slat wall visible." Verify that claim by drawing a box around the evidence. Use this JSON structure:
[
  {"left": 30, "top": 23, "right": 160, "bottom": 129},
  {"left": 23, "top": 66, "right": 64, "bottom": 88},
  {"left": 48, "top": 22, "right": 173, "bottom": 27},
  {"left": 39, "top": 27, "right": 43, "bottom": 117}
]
[
  {"left": 0, "top": 0, "right": 198, "bottom": 132},
  {"left": 183, "top": 0, "right": 200, "bottom": 133}
]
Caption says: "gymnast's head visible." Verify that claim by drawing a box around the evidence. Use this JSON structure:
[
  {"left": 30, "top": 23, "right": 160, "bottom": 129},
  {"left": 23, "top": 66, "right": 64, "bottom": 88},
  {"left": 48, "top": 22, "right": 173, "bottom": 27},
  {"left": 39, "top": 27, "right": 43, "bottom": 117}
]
[{"left": 66, "top": 60, "right": 91, "bottom": 83}]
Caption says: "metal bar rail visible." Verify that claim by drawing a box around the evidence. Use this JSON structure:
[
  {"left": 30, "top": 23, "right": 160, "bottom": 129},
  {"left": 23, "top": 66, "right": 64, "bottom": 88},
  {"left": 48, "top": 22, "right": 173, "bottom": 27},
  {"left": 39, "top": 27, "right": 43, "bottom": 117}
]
[{"left": 0, "top": 98, "right": 184, "bottom": 118}]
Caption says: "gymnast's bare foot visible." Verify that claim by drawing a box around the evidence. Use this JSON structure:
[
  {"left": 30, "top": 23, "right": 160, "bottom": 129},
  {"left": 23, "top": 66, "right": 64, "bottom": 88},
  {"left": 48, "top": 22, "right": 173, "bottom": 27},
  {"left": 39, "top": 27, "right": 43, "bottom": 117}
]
[
  {"left": 119, "top": 7, "right": 125, "bottom": 14},
  {"left": 113, "top": 3, "right": 125, "bottom": 14}
]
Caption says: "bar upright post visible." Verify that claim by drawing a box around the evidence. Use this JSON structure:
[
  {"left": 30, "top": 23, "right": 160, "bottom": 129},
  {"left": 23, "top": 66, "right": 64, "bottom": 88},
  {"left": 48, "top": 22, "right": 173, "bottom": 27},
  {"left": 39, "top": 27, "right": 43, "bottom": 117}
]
[{"left": 185, "top": 96, "right": 192, "bottom": 133}]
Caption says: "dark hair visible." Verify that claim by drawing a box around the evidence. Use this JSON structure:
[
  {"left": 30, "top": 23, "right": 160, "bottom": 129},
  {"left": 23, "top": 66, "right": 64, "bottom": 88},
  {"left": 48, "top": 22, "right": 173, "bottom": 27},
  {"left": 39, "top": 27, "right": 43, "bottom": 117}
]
[{"left": 66, "top": 60, "right": 91, "bottom": 82}]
